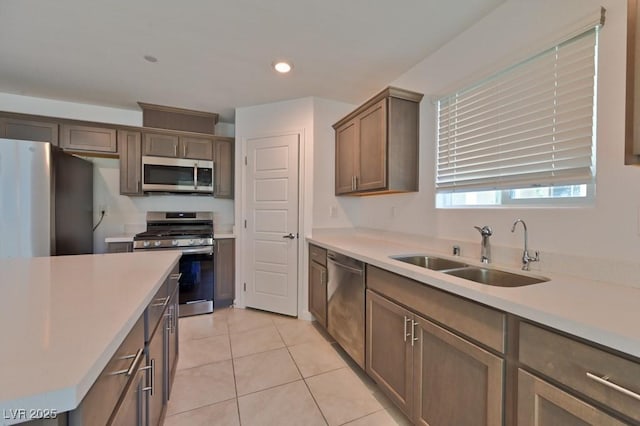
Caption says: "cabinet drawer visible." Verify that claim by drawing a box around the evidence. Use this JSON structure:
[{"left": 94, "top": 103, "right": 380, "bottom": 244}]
[
  {"left": 69, "top": 316, "right": 145, "bottom": 426},
  {"left": 309, "top": 244, "right": 327, "bottom": 267},
  {"left": 367, "top": 265, "right": 505, "bottom": 353},
  {"left": 145, "top": 278, "right": 169, "bottom": 341},
  {"left": 519, "top": 321, "right": 640, "bottom": 422},
  {"left": 60, "top": 124, "right": 117, "bottom": 153}
]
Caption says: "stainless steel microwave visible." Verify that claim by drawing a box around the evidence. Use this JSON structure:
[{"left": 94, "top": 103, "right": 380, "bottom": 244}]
[{"left": 142, "top": 156, "right": 214, "bottom": 194}]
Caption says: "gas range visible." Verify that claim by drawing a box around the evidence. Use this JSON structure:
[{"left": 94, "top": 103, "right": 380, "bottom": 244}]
[
  {"left": 133, "top": 212, "right": 214, "bottom": 251},
  {"left": 134, "top": 211, "right": 216, "bottom": 317}
]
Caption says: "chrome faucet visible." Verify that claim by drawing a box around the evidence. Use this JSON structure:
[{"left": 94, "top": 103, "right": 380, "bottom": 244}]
[
  {"left": 511, "top": 219, "right": 540, "bottom": 271},
  {"left": 473, "top": 225, "right": 493, "bottom": 264}
]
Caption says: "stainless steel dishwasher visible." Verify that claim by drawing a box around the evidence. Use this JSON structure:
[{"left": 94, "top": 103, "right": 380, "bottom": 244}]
[{"left": 326, "top": 250, "right": 365, "bottom": 368}]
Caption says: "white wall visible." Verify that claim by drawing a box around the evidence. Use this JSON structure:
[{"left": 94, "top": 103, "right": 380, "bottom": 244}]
[
  {"left": 0, "top": 93, "right": 236, "bottom": 253},
  {"left": 234, "top": 97, "right": 354, "bottom": 317},
  {"left": 312, "top": 98, "right": 360, "bottom": 228},
  {"left": 344, "top": 0, "right": 640, "bottom": 266}
]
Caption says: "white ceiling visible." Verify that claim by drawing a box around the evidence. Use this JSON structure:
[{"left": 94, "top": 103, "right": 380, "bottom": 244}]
[{"left": 0, "top": 0, "right": 505, "bottom": 122}]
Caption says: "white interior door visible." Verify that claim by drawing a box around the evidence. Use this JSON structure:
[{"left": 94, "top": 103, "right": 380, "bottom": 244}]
[{"left": 244, "top": 133, "right": 299, "bottom": 316}]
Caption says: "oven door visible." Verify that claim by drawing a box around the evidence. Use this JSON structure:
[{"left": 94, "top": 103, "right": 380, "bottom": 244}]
[
  {"left": 142, "top": 156, "right": 214, "bottom": 194},
  {"left": 178, "top": 248, "right": 215, "bottom": 316}
]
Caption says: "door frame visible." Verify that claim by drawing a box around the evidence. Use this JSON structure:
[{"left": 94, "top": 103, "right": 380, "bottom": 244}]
[{"left": 235, "top": 129, "right": 311, "bottom": 319}]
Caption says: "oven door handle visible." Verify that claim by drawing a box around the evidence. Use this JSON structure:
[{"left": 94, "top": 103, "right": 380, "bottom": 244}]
[
  {"left": 193, "top": 163, "right": 198, "bottom": 191},
  {"left": 180, "top": 247, "right": 214, "bottom": 255}
]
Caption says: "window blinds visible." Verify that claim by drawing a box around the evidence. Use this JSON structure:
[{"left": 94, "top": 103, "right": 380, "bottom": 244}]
[{"left": 436, "top": 26, "right": 600, "bottom": 193}]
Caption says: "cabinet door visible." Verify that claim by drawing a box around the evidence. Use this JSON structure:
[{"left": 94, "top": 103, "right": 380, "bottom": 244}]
[
  {"left": 335, "top": 120, "right": 359, "bottom": 194},
  {"left": 518, "top": 369, "right": 626, "bottom": 426},
  {"left": 167, "top": 287, "right": 179, "bottom": 399},
  {"left": 118, "top": 130, "right": 143, "bottom": 195},
  {"left": 146, "top": 326, "right": 166, "bottom": 426},
  {"left": 308, "top": 261, "right": 327, "bottom": 328},
  {"left": 412, "top": 314, "right": 503, "bottom": 426},
  {"left": 60, "top": 124, "right": 117, "bottom": 153},
  {"left": 180, "top": 136, "right": 213, "bottom": 160},
  {"left": 357, "top": 98, "right": 387, "bottom": 191},
  {"left": 1, "top": 117, "right": 59, "bottom": 145},
  {"left": 107, "top": 242, "right": 133, "bottom": 253},
  {"left": 214, "top": 137, "right": 234, "bottom": 198},
  {"left": 143, "top": 133, "right": 180, "bottom": 157},
  {"left": 214, "top": 239, "right": 235, "bottom": 307},
  {"left": 108, "top": 362, "right": 145, "bottom": 426},
  {"left": 366, "top": 290, "right": 413, "bottom": 417}
]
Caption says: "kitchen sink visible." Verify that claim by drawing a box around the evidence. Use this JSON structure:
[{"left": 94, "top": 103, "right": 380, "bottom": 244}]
[
  {"left": 391, "top": 255, "right": 468, "bottom": 271},
  {"left": 443, "top": 267, "right": 548, "bottom": 287}
]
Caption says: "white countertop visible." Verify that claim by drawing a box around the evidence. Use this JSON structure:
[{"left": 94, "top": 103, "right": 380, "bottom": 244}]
[
  {"left": 0, "top": 251, "right": 181, "bottom": 423},
  {"left": 308, "top": 229, "right": 640, "bottom": 359},
  {"left": 214, "top": 233, "right": 236, "bottom": 239}
]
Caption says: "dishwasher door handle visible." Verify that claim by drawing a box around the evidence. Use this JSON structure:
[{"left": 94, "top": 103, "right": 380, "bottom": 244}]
[{"left": 327, "top": 258, "right": 364, "bottom": 275}]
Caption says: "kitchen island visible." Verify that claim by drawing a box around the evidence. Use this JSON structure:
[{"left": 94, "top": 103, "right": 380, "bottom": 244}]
[{"left": 0, "top": 251, "right": 181, "bottom": 425}]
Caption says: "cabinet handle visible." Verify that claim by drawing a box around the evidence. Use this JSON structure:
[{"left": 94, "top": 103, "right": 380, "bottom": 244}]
[
  {"left": 141, "top": 358, "right": 155, "bottom": 396},
  {"left": 320, "top": 269, "right": 326, "bottom": 285},
  {"left": 351, "top": 176, "right": 356, "bottom": 191},
  {"left": 152, "top": 296, "right": 170, "bottom": 307},
  {"left": 354, "top": 176, "right": 358, "bottom": 190},
  {"left": 109, "top": 348, "right": 144, "bottom": 376},
  {"left": 174, "top": 145, "right": 177, "bottom": 157},
  {"left": 586, "top": 372, "right": 640, "bottom": 401},
  {"left": 403, "top": 316, "right": 412, "bottom": 342},
  {"left": 193, "top": 163, "right": 198, "bottom": 190},
  {"left": 411, "top": 320, "right": 418, "bottom": 346},
  {"left": 183, "top": 145, "right": 187, "bottom": 157}
]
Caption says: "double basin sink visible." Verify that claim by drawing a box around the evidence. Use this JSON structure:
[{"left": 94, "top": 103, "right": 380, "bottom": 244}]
[{"left": 390, "top": 255, "right": 548, "bottom": 287}]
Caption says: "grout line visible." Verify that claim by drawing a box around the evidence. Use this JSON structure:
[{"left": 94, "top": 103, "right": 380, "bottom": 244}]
[
  {"left": 277, "top": 324, "right": 330, "bottom": 426},
  {"left": 165, "top": 396, "right": 237, "bottom": 418}
]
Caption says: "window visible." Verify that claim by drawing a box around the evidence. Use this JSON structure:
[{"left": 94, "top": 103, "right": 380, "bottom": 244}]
[{"left": 435, "top": 14, "right": 603, "bottom": 208}]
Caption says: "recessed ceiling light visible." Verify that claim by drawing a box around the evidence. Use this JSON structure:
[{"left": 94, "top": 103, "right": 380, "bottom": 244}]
[
  {"left": 273, "top": 61, "right": 293, "bottom": 73},
  {"left": 144, "top": 55, "right": 158, "bottom": 63}
]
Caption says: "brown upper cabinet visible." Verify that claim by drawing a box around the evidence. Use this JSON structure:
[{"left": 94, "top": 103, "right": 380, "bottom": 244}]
[
  {"left": 333, "top": 87, "right": 423, "bottom": 195},
  {"left": 143, "top": 132, "right": 214, "bottom": 160},
  {"left": 214, "top": 137, "right": 234, "bottom": 198},
  {"left": 60, "top": 123, "right": 117, "bottom": 154},
  {"left": 118, "top": 130, "right": 143, "bottom": 196},
  {"left": 139, "top": 102, "right": 218, "bottom": 135},
  {"left": 0, "top": 116, "right": 59, "bottom": 145}
]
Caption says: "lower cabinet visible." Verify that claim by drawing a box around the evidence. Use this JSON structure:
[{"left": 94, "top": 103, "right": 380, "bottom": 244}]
[
  {"left": 308, "top": 260, "right": 328, "bottom": 328},
  {"left": 366, "top": 289, "right": 504, "bottom": 426},
  {"left": 107, "top": 241, "right": 133, "bottom": 253},
  {"left": 146, "top": 321, "right": 165, "bottom": 426},
  {"left": 109, "top": 354, "right": 146, "bottom": 425},
  {"left": 517, "top": 369, "right": 626, "bottom": 426},
  {"left": 214, "top": 238, "right": 235, "bottom": 307},
  {"left": 165, "top": 286, "right": 179, "bottom": 401}
]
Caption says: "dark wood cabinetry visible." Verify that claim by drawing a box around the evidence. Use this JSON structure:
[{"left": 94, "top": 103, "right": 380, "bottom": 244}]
[
  {"left": 143, "top": 132, "right": 180, "bottom": 157},
  {"left": 118, "top": 130, "right": 143, "bottom": 196},
  {"left": 333, "top": 86, "right": 423, "bottom": 195},
  {"left": 366, "top": 290, "right": 503, "bottom": 425},
  {"left": 214, "top": 238, "right": 235, "bottom": 307},
  {"left": 308, "top": 245, "right": 328, "bottom": 328},
  {"left": 60, "top": 124, "right": 117, "bottom": 153},
  {"left": 214, "top": 137, "right": 234, "bottom": 198},
  {"left": 365, "top": 266, "right": 505, "bottom": 425},
  {"left": 517, "top": 369, "right": 626, "bottom": 425},
  {"left": 0, "top": 116, "right": 59, "bottom": 145},
  {"left": 143, "top": 132, "right": 215, "bottom": 160}
]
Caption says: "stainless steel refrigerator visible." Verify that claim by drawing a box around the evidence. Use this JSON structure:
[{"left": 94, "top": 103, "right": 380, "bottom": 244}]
[{"left": 0, "top": 139, "right": 94, "bottom": 258}]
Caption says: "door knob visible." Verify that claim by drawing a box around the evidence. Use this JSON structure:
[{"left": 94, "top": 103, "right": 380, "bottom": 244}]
[{"left": 282, "top": 233, "right": 296, "bottom": 239}]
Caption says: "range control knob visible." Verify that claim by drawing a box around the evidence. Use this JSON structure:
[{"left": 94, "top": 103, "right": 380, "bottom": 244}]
[
  {"left": 198, "top": 239, "right": 205, "bottom": 245},
  {"left": 154, "top": 241, "right": 162, "bottom": 247},
  {"left": 172, "top": 240, "right": 179, "bottom": 246},
  {"left": 188, "top": 239, "right": 194, "bottom": 245},
  {"left": 143, "top": 241, "right": 150, "bottom": 248}
]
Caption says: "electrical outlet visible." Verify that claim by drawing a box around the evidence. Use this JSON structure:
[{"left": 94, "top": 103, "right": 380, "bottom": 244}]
[{"left": 329, "top": 206, "right": 337, "bottom": 218}]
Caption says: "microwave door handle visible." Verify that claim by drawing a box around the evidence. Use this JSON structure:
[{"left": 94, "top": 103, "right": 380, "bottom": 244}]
[{"left": 193, "top": 163, "right": 198, "bottom": 190}]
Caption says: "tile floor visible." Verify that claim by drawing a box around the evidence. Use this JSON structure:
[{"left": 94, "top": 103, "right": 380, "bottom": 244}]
[{"left": 165, "top": 307, "right": 412, "bottom": 426}]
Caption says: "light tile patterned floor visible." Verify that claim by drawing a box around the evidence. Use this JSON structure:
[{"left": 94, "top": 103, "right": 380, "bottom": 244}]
[{"left": 165, "top": 307, "right": 411, "bottom": 426}]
